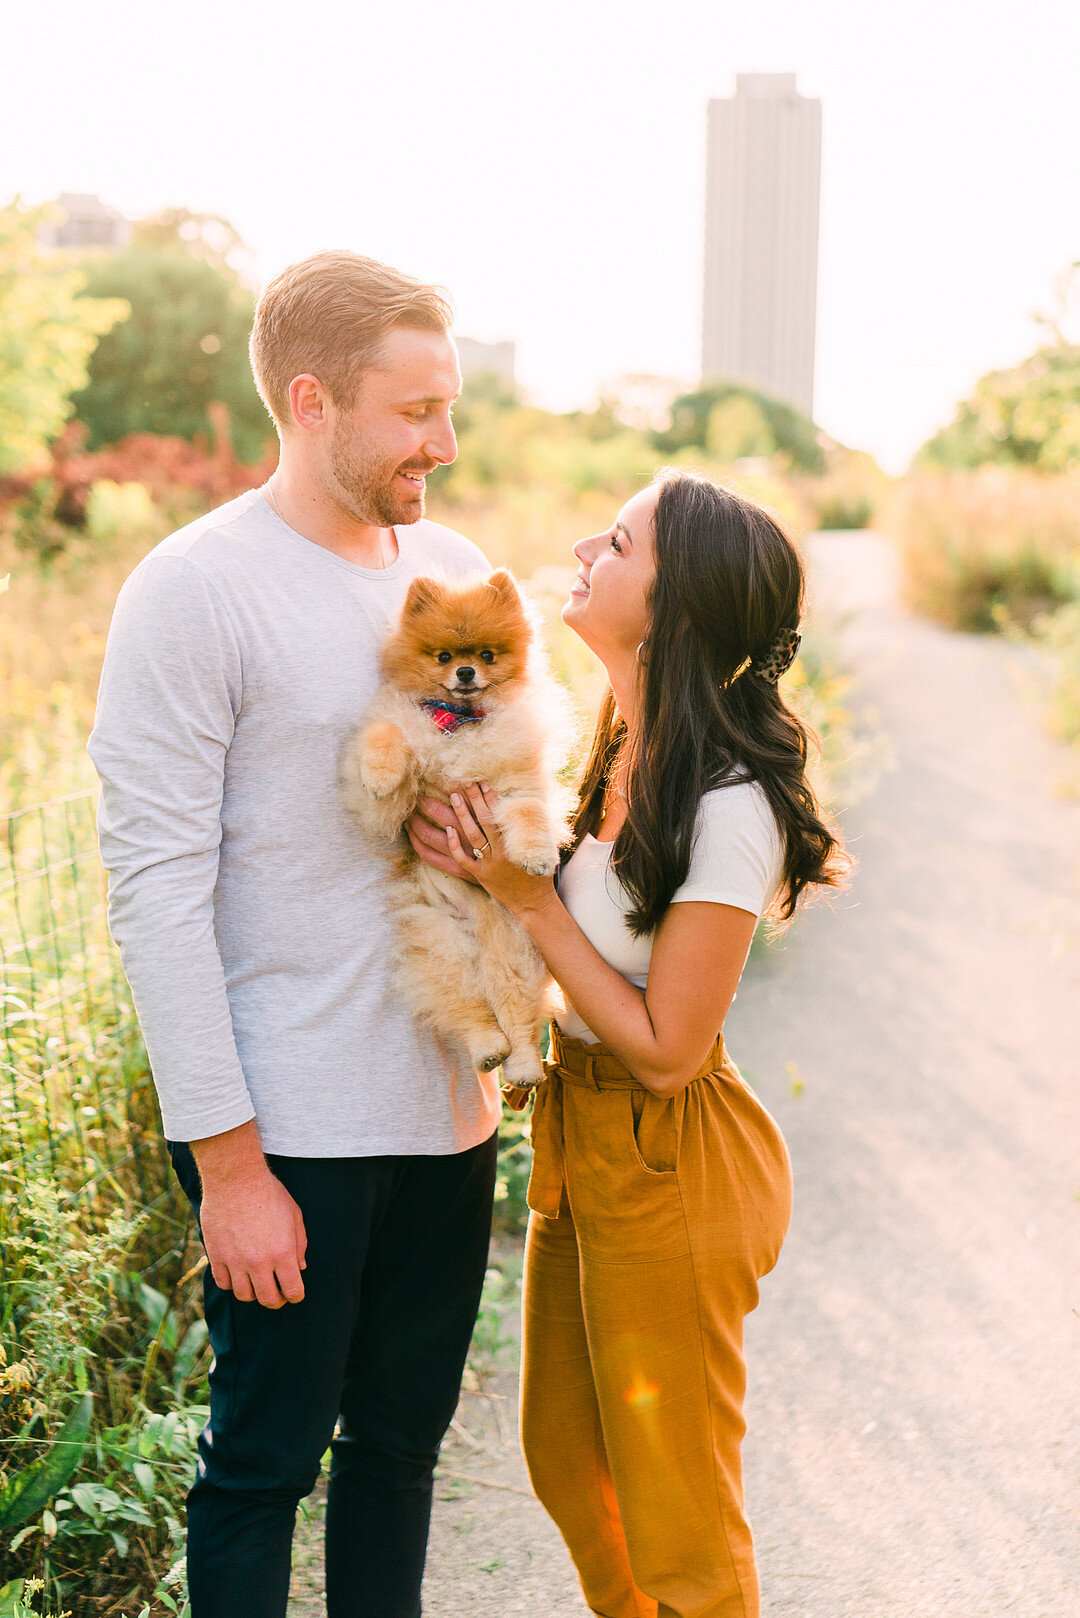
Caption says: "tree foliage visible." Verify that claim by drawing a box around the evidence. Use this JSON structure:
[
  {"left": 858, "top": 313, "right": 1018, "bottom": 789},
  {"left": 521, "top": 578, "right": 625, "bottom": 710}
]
[
  {"left": 437, "top": 372, "right": 653, "bottom": 501},
  {"left": 0, "top": 201, "right": 127, "bottom": 476},
  {"left": 704, "top": 395, "right": 775, "bottom": 461},
  {"left": 651, "top": 381, "right": 825, "bottom": 474},
  {"left": 70, "top": 218, "right": 270, "bottom": 463},
  {"left": 130, "top": 206, "right": 253, "bottom": 281},
  {"left": 918, "top": 344, "right": 1080, "bottom": 473},
  {"left": 919, "top": 262, "right": 1080, "bottom": 473}
]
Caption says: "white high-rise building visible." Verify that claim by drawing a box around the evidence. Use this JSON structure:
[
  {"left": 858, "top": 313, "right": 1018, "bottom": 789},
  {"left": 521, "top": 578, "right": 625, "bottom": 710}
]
[{"left": 702, "top": 74, "right": 822, "bottom": 419}]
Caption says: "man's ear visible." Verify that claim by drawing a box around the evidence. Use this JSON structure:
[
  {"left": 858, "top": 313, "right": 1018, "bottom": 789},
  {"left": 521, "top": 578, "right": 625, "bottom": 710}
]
[{"left": 287, "top": 374, "right": 327, "bottom": 433}]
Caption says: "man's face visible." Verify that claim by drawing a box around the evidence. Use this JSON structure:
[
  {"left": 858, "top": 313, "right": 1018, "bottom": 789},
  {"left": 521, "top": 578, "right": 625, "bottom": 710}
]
[{"left": 327, "top": 327, "right": 461, "bottom": 527}]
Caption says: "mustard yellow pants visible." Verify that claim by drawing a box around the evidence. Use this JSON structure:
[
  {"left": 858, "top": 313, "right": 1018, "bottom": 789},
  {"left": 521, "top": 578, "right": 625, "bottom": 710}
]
[{"left": 518, "top": 1024, "right": 793, "bottom": 1618}]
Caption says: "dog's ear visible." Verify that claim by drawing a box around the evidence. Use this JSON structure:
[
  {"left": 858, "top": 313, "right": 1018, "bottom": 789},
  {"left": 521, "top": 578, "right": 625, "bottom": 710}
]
[
  {"left": 486, "top": 568, "right": 520, "bottom": 604},
  {"left": 402, "top": 576, "right": 442, "bottom": 617}
]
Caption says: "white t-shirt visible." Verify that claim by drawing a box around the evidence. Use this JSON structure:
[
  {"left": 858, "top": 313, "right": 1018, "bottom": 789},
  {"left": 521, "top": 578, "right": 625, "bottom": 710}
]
[
  {"left": 89, "top": 488, "right": 503, "bottom": 1155},
  {"left": 557, "top": 779, "right": 784, "bottom": 1043}
]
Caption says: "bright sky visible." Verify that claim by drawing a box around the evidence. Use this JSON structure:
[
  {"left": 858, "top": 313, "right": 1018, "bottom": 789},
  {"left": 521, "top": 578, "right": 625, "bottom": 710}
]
[{"left": 6, "top": 0, "right": 1080, "bottom": 471}]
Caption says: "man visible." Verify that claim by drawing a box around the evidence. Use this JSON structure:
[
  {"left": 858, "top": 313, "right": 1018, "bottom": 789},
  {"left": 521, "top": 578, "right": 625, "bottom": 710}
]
[{"left": 88, "top": 251, "right": 501, "bottom": 1618}]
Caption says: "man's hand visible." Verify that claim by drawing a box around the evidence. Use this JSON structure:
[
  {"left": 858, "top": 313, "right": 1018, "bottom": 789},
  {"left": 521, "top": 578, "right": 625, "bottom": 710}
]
[
  {"left": 405, "top": 794, "right": 482, "bottom": 882},
  {"left": 191, "top": 1121, "right": 308, "bottom": 1309}
]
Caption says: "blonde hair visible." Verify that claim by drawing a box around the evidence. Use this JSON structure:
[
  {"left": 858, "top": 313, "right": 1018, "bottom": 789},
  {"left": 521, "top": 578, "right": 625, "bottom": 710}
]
[{"left": 249, "top": 249, "right": 453, "bottom": 428}]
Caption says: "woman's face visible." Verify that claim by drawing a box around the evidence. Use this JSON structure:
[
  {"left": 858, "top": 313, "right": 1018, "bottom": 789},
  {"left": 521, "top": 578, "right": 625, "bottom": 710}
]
[{"left": 562, "top": 483, "right": 659, "bottom": 660}]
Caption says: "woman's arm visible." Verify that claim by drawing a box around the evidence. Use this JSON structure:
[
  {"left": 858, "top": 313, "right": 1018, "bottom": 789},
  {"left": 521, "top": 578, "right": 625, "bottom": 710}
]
[{"left": 444, "top": 784, "right": 757, "bottom": 1098}]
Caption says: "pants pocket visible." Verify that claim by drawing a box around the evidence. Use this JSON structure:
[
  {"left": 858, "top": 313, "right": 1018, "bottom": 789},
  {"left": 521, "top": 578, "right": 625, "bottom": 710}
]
[
  {"left": 629, "top": 1089, "right": 679, "bottom": 1175},
  {"left": 564, "top": 1087, "right": 689, "bottom": 1262}
]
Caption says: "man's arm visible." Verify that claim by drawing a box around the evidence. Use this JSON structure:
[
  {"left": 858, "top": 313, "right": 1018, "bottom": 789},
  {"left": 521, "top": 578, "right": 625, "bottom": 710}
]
[{"left": 89, "top": 554, "right": 306, "bottom": 1307}]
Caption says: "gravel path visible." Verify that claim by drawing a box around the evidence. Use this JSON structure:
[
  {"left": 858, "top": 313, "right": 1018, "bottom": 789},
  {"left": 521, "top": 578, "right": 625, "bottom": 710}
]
[{"left": 290, "top": 532, "right": 1080, "bottom": 1616}]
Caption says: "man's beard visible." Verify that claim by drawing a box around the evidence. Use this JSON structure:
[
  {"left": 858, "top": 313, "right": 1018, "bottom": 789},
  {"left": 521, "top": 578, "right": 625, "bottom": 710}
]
[{"left": 329, "top": 421, "right": 428, "bottom": 527}]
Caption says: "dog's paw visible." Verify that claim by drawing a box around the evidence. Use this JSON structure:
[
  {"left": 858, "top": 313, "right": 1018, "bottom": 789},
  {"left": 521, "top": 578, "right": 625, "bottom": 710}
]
[
  {"left": 519, "top": 849, "right": 560, "bottom": 877},
  {"left": 465, "top": 1031, "right": 512, "bottom": 1073},
  {"left": 497, "top": 799, "right": 560, "bottom": 875},
  {"left": 360, "top": 722, "right": 408, "bottom": 797},
  {"left": 502, "top": 1049, "right": 545, "bottom": 1089}
]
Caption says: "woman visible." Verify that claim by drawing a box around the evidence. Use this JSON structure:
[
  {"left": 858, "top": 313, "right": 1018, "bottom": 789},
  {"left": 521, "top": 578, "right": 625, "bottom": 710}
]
[{"left": 436, "top": 470, "right": 845, "bottom": 1618}]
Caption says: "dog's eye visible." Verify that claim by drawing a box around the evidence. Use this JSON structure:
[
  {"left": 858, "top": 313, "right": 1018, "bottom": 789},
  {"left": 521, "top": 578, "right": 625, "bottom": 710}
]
[
  {"left": 436, "top": 651, "right": 453, "bottom": 664},
  {"left": 479, "top": 650, "right": 496, "bottom": 665}
]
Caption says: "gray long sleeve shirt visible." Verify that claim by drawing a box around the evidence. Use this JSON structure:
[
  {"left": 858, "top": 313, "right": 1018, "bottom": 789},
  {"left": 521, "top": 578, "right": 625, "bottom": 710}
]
[{"left": 88, "top": 488, "right": 502, "bottom": 1154}]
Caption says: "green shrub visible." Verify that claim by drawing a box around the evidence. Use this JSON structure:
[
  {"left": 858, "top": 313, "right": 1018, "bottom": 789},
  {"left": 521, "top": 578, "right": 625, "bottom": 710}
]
[
  {"left": 494, "top": 1107, "right": 533, "bottom": 1233},
  {"left": 0, "top": 1172, "right": 204, "bottom": 1613},
  {"left": 0, "top": 1398, "right": 92, "bottom": 1539}
]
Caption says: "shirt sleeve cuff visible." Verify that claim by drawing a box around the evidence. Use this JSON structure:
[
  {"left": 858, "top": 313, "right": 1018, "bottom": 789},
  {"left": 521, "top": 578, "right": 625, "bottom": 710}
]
[{"left": 159, "top": 1095, "right": 258, "bottom": 1145}]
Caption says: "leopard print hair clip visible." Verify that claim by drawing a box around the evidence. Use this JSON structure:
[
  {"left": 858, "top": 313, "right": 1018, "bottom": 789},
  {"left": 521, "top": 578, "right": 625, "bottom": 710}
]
[{"left": 750, "top": 627, "right": 802, "bottom": 683}]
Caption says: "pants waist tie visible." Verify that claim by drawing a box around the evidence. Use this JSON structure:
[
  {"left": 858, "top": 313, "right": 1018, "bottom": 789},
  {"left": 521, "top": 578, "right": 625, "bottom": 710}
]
[{"left": 519, "top": 1021, "right": 727, "bottom": 1219}]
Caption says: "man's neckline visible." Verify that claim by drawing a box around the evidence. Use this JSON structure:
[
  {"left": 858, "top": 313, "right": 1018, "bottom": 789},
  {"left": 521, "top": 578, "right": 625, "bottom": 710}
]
[{"left": 255, "top": 489, "right": 408, "bottom": 579}]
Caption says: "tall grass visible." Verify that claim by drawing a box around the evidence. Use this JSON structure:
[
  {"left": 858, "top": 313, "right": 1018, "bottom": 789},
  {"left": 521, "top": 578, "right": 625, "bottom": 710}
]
[
  {"left": 795, "top": 451, "right": 890, "bottom": 532},
  {"left": 0, "top": 792, "right": 205, "bottom": 1614},
  {"left": 890, "top": 468, "right": 1080, "bottom": 752},
  {"left": 890, "top": 468, "right": 1080, "bottom": 632}
]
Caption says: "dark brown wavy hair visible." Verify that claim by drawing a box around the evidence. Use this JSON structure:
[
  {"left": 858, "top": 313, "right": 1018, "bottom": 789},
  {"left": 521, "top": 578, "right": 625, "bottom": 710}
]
[{"left": 568, "top": 471, "right": 847, "bottom": 935}]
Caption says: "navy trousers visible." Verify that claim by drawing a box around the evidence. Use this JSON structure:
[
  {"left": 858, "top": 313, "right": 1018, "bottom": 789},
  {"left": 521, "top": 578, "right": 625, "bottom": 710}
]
[{"left": 168, "top": 1133, "right": 498, "bottom": 1618}]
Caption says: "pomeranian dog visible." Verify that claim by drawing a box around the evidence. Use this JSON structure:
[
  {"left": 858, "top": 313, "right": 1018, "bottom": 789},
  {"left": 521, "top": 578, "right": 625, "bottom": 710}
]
[{"left": 340, "top": 569, "right": 573, "bottom": 1090}]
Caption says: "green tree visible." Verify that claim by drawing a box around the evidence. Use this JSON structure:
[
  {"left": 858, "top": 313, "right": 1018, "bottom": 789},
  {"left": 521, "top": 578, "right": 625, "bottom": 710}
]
[
  {"left": 71, "top": 224, "right": 270, "bottom": 463},
  {"left": 918, "top": 344, "right": 1080, "bottom": 473},
  {"left": 0, "top": 201, "right": 127, "bottom": 475},
  {"left": 652, "top": 381, "right": 826, "bottom": 474},
  {"left": 705, "top": 395, "right": 774, "bottom": 461},
  {"left": 435, "top": 371, "right": 654, "bottom": 501},
  {"left": 130, "top": 206, "right": 253, "bottom": 281},
  {"left": 445, "top": 366, "right": 521, "bottom": 436}
]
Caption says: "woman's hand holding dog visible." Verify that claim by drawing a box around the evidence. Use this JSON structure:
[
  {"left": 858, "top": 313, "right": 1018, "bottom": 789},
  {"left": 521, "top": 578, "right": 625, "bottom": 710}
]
[
  {"left": 443, "top": 783, "right": 559, "bottom": 917},
  {"left": 405, "top": 795, "right": 483, "bottom": 882}
]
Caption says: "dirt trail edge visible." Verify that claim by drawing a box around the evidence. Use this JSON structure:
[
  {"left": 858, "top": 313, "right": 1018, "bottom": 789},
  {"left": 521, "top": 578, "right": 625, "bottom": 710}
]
[{"left": 290, "top": 533, "right": 1080, "bottom": 1616}]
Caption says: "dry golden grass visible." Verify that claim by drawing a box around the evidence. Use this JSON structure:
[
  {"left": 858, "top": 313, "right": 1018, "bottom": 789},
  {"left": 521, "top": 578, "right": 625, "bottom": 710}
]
[
  {"left": 0, "top": 527, "right": 164, "bottom": 806},
  {"left": 889, "top": 468, "right": 1080, "bottom": 632}
]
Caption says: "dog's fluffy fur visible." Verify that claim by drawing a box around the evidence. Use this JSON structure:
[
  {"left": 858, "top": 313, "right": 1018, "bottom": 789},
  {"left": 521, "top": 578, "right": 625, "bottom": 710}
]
[{"left": 340, "top": 569, "right": 573, "bottom": 1088}]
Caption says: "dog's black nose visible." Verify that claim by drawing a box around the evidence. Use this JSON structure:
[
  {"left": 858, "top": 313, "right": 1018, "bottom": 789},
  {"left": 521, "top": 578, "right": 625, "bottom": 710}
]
[{"left": 456, "top": 666, "right": 476, "bottom": 684}]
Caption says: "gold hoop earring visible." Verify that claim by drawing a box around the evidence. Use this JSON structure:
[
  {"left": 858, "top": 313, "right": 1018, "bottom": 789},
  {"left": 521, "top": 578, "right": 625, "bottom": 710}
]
[{"left": 636, "top": 640, "right": 648, "bottom": 664}]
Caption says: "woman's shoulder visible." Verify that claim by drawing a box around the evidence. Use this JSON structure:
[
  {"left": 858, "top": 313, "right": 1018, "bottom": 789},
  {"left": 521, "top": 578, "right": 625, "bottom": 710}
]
[
  {"left": 697, "top": 774, "right": 780, "bottom": 840},
  {"left": 672, "top": 774, "right": 784, "bottom": 915}
]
